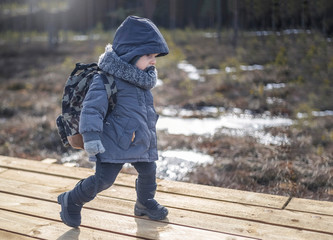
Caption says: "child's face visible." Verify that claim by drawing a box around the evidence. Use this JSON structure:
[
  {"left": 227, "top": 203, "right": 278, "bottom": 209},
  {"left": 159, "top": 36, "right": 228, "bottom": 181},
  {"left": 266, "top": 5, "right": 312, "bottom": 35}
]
[{"left": 135, "top": 53, "right": 159, "bottom": 70}]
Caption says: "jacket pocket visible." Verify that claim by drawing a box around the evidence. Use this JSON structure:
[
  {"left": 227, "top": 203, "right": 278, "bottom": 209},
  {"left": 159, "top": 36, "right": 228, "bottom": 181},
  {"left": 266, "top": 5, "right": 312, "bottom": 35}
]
[
  {"left": 108, "top": 115, "right": 140, "bottom": 150},
  {"left": 119, "top": 118, "right": 140, "bottom": 150}
]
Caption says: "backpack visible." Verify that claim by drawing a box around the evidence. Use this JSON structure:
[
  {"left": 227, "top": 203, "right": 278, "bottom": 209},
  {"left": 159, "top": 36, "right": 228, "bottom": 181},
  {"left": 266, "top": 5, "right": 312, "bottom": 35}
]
[{"left": 56, "top": 62, "right": 117, "bottom": 149}]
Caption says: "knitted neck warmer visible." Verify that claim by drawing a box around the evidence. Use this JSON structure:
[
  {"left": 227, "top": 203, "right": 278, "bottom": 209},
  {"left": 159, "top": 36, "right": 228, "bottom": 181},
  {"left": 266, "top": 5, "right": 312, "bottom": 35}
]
[{"left": 98, "top": 44, "right": 157, "bottom": 90}]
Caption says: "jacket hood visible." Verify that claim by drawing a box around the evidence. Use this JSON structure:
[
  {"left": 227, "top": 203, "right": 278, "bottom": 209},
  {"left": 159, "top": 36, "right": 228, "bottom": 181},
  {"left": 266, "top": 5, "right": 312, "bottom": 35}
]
[{"left": 112, "top": 16, "right": 169, "bottom": 63}]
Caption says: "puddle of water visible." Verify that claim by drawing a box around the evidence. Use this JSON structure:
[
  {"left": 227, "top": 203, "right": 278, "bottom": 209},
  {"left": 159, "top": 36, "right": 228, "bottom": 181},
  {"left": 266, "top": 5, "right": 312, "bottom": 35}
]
[
  {"left": 177, "top": 60, "right": 221, "bottom": 82},
  {"left": 264, "top": 83, "right": 286, "bottom": 90},
  {"left": 159, "top": 106, "right": 225, "bottom": 118},
  {"left": 157, "top": 150, "right": 214, "bottom": 181},
  {"left": 60, "top": 106, "right": 331, "bottom": 181},
  {"left": 177, "top": 60, "right": 205, "bottom": 81},
  {"left": 240, "top": 65, "right": 264, "bottom": 71},
  {"left": 225, "top": 66, "right": 237, "bottom": 73},
  {"left": 157, "top": 107, "right": 293, "bottom": 145},
  {"left": 312, "top": 110, "right": 333, "bottom": 117},
  {"left": 199, "top": 68, "right": 220, "bottom": 75},
  {"left": 266, "top": 97, "right": 285, "bottom": 105},
  {"left": 297, "top": 110, "right": 333, "bottom": 118},
  {"left": 225, "top": 65, "right": 264, "bottom": 73},
  {"left": 177, "top": 60, "right": 264, "bottom": 84}
]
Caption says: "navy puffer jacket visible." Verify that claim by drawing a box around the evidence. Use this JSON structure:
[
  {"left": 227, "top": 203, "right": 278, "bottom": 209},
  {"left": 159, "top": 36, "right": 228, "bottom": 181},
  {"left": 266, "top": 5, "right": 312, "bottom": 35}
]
[{"left": 79, "top": 16, "right": 169, "bottom": 163}]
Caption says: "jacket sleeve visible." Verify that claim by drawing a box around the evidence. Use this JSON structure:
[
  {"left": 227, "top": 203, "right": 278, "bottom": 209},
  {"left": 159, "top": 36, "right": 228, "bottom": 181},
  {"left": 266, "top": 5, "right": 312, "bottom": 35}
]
[{"left": 79, "top": 74, "right": 108, "bottom": 143}]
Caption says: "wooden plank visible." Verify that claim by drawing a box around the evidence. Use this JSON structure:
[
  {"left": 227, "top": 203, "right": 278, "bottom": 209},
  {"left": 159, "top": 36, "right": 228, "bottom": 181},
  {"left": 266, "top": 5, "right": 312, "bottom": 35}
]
[
  {"left": 1, "top": 173, "right": 333, "bottom": 239},
  {"left": 0, "top": 178, "right": 302, "bottom": 240},
  {"left": 1, "top": 168, "right": 333, "bottom": 235},
  {"left": 0, "top": 155, "right": 288, "bottom": 208},
  {"left": 0, "top": 193, "right": 253, "bottom": 240},
  {"left": 1, "top": 156, "right": 333, "bottom": 239},
  {"left": 0, "top": 209, "right": 134, "bottom": 240},
  {"left": 286, "top": 197, "right": 333, "bottom": 216},
  {"left": 0, "top": 230, "right": 35, "bottom": 240},
  {"left": 0, "top": 178, "right": 301, "bottom": 240}
]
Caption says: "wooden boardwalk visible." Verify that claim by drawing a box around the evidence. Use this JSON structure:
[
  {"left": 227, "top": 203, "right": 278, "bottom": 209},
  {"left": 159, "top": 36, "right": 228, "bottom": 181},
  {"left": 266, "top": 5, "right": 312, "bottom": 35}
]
[{"left": 0, "top": 155, "right": 332, "bottom": 240}]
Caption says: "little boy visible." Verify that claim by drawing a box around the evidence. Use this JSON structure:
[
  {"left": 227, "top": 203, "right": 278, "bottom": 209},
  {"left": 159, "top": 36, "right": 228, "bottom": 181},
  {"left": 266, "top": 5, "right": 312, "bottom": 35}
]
[{"left": 57, "top": 16, "right": 169, "bottom": 228}]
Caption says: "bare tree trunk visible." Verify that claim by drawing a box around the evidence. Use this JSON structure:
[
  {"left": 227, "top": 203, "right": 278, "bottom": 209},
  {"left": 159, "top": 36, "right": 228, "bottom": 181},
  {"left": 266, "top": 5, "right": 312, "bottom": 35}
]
[
  {"left": 86, "top": 0, "right": 94, "bottom": 34},
  {"left": 301, "top": 0, "right": 305, "bottom": 30},
  {"left": 63, "top": 9, "right": 68, "bottom": 43},
  {"left": 280, "top": 0, "right": 286, "bottom": 30},
  {"left": 217, "top": 0, "right": 222, "bottom": 44},
  {"left": 170, "top": 0, "right": 176, "bottom": 29},
  {"left": 322, "top": 0, "right": 327, "bottom": 36},
  {"left": 232, "top": 0, "right": 238, "bottom": 49},
  {"left": 143, "top": 0, "right": 156, "bottom": 20},
  {"left": 47, "top": 1, "right": 58, "bottom": 50},
  {"left": 272, "top": 0, "right": 277, "bottom": 31}
]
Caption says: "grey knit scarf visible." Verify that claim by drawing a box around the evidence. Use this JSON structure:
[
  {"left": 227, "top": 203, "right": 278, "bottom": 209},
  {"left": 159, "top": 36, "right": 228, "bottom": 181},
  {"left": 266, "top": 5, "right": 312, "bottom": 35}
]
[{"left": 98, "top": 44, "right": 157, "bottom": 90}]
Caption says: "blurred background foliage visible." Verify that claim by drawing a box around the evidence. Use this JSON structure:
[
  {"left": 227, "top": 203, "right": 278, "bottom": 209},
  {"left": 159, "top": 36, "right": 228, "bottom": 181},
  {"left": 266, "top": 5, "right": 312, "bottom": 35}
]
[
  {"left": 1, "top": 1, "right": 332, "bottom": 111},
  {"left": 1, "top": 0, "right": 333, "bottom": 43}
]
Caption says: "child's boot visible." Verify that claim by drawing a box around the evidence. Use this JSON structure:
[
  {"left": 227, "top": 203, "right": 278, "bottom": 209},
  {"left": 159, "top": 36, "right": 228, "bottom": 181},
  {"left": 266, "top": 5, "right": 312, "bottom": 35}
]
[
  {"left": 134, "top": 179, "right": 168, "bottom": 220},
  {"left": 57, "top": 179, "right": 86, "bottom": 228}
]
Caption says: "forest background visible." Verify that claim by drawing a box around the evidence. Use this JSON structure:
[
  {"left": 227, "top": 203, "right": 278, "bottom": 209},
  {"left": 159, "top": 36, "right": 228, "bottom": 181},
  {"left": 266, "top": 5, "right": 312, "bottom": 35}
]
[{"left": 0, "top": 0, "right": 332, "bottom": 201}]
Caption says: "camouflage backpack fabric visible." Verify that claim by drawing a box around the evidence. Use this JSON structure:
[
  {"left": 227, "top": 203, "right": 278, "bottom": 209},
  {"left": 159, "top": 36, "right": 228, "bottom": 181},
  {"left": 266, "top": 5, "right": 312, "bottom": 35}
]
[{"left": 56, "top": 63, "right": 117, "bottom": 149}]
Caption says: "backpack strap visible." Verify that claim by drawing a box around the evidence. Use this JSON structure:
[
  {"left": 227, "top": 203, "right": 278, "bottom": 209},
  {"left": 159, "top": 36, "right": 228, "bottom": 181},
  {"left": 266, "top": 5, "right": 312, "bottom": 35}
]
[{"left": 99, "top": 72, "right": 117, "bottom": 117}]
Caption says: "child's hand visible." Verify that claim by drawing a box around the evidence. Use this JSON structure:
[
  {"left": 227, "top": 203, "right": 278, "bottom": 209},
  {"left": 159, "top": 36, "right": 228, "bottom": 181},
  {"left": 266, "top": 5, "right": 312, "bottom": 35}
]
[{"left": 84, "top": 140, "right": 105, "bottom": 156}]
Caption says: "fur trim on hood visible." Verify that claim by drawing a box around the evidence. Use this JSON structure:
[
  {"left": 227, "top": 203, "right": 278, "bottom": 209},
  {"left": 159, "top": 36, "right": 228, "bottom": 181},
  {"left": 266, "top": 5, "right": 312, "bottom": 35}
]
[{"left": 98, "top": 44, "right": 157, "bottom": 90}]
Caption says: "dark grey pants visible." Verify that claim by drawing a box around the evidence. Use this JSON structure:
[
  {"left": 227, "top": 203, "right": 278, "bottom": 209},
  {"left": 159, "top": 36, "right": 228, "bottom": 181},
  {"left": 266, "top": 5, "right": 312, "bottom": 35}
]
[{"left": 70, "top": 159, "right": 157, "bottom": 205}]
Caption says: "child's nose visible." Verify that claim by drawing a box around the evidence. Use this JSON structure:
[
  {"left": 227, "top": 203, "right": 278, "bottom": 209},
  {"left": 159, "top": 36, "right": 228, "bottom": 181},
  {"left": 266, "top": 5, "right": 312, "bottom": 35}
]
[{"left": 150, "top": 57, "right": 156, "bottom": 65}]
